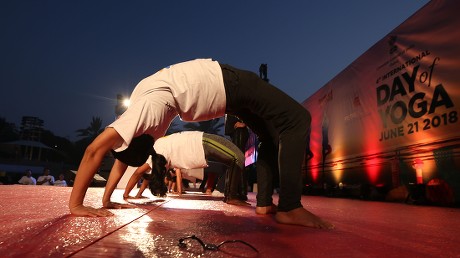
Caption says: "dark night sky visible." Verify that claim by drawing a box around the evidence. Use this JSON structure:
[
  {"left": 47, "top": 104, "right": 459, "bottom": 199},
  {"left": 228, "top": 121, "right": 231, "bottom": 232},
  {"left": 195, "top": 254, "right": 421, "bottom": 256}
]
[{"left": 0, "top": 0, "right": 429, "bottom": 140}]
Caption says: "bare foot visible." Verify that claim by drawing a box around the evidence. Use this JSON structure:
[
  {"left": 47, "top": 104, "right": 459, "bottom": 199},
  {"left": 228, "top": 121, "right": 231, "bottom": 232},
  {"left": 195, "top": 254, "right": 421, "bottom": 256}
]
[
  {"left": 275, "top": 207, "right": 334, "bottom": 229},
  {"left": 255, "top": 204, "right": 277, "bottom": 215},
  {"left": 226, "top": 198, "right": 251, "bottom": 206}
]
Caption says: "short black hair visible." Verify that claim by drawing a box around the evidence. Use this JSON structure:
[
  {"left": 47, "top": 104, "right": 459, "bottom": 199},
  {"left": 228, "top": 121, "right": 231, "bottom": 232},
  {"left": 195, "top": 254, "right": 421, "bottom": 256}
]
[{"left": 111, "top": 134, "right": 154, "bottom": 167}]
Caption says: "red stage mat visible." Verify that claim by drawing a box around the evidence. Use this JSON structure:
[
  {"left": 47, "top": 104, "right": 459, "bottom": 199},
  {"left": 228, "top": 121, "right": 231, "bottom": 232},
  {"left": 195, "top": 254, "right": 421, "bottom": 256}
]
[{"left": 0, "top": 185, "right": 459, "bottom": 257}]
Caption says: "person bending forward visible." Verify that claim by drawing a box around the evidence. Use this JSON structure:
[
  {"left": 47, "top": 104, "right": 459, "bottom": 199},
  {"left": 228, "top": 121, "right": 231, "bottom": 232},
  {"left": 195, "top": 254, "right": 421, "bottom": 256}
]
[{"left": 69, "top": 58, "right": 333, "bottom": 229}]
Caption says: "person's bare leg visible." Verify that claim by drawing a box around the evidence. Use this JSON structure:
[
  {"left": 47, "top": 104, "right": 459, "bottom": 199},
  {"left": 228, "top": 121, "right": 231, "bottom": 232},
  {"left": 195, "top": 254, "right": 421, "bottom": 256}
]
[
  {"left": 275, "top": 207, "right": 334, "bottom": 229},
  {"left": 134, "top": 179, "right": 149, "bottom": 198},
  {"left": 255, "top": 203, "right": 277, "bottom": 214},
  {"left": 176, "top": 168, "right": 183, "bottom": 196},
  {"left": 205, "top": 173, "right": 216, "bottom": 195},
  {"left": 123, "top": 164, "right": 149, "bottom": 199},
  {"left": 167, "top": 180, "right": 173, "bottom": 192}
]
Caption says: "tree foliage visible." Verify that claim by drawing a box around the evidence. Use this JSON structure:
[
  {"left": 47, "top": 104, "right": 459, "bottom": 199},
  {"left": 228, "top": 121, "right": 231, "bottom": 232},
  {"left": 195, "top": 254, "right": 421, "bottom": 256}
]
[
  {"left": 74, "top": 116, "right": 105, "bottom": 163},
  {"left": 0, "top": 117, "right": 19, "bottom": 142},
  {"left": 76, "top": 116, "right": 104, "bottom": 140}
]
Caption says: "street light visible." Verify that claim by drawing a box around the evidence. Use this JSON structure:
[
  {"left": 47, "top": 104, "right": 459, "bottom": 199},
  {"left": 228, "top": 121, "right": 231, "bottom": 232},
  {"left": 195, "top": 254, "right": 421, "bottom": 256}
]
[{"left": 115, "top": 94, "right": 130, "bottom": 117}]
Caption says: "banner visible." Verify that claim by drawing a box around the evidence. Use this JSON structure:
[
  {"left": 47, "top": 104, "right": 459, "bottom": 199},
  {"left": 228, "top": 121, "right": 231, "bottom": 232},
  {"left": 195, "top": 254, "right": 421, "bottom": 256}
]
[{"left": 302, "top": 0, "right": 460, "bottom": 196}]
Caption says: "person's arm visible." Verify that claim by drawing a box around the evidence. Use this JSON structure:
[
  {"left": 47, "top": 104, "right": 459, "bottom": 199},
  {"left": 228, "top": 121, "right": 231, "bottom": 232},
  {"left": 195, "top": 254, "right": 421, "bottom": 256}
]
[
  {"left": 36, "top": 176, "right": 45, "bottom": 185},
  {"left": 69, "top": 128, "right": 123, "bottom": 217},
  {"left": 175, "top": 168, "right": 183, "bottom": 196},
  {"left": 102, "top": 159, "right": 133, "bottom": 208},
  {"left": 136, "top": 178, "right": 150, "bottom": 198},
  {"left": 123, "top": 163, "right": 150, "bottom": 199}
]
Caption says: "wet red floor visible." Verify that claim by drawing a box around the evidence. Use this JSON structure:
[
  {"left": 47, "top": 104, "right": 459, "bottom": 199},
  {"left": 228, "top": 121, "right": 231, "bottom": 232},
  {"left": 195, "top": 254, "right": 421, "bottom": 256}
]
[{"left": 0, "top": 185, "right": 459, "bottom": 257}]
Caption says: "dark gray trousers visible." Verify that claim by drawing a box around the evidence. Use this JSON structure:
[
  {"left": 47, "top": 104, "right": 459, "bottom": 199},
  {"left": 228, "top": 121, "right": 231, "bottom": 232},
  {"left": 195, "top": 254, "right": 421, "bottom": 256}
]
[{"left": 220, "top": 64, "right": 311, "bottom": 212}]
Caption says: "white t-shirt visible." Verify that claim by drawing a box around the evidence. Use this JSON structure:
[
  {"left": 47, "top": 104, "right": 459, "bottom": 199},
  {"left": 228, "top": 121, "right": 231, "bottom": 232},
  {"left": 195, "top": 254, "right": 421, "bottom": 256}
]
[
  {"left": 18, "top": 176, "right": 36, "bottom": 185},
  {"left": 154, "top": 131, "right": 207, "bottom": 169},
  {"left": 109, "top": 59, "right": 226, "bottom": 151},
  {"left": 181, "top": 168, "right": 204, "bottom": 180},
  {"left": 54, "top": 180, "right": 67, "bottom": 187},
  {"left": 37, "top": 175, "right": 55, "bottom": 185}
]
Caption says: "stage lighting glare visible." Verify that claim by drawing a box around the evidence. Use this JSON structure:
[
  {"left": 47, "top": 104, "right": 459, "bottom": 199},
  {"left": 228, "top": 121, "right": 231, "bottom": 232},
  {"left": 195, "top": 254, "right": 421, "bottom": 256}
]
[
  {"left": 123, "top": 98, "right": 130, "bottom": 107},
  {"left": 412, "top": 159, "right": 424, "bottom": 184}
]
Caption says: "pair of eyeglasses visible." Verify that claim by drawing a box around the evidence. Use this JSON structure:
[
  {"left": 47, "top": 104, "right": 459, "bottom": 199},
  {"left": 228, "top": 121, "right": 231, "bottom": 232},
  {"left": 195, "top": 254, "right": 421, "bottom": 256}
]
[{"left": 178, "top": 235, "right": 258, "bottom": 255}]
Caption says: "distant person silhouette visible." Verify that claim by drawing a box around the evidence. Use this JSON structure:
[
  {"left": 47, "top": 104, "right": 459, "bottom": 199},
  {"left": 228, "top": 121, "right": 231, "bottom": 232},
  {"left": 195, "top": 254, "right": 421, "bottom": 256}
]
[
  {"left": 54, "top": 173, "right": 68, "bottom": 187},
  {"left": 37, "top": 167, "right": 55, "bottom": 185},
  {"left": 18, "top": 169, "right": 36, "bottom": 185},
  {"left": 259, "top": 63, "right": 268, "bottom": 81}
]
